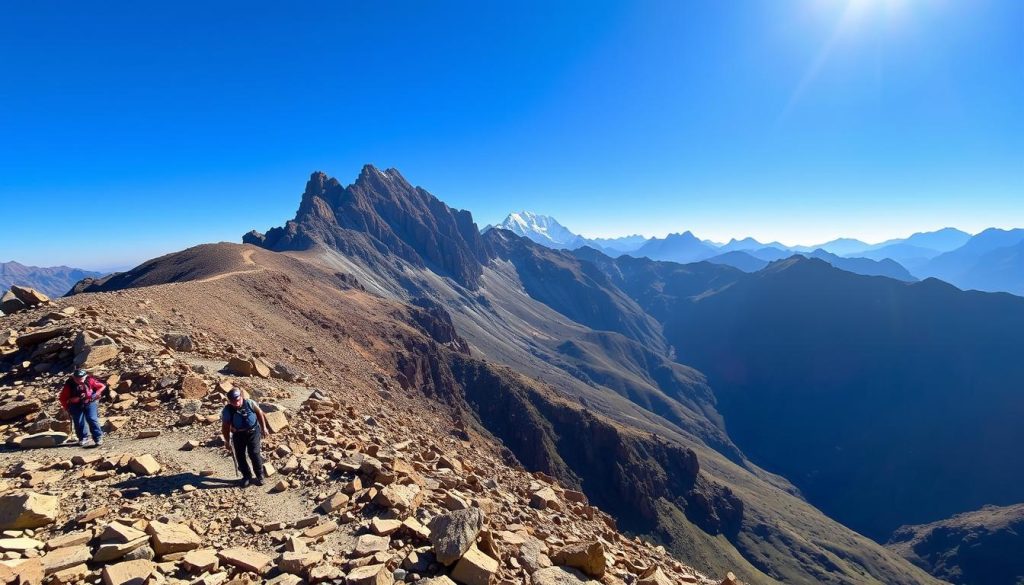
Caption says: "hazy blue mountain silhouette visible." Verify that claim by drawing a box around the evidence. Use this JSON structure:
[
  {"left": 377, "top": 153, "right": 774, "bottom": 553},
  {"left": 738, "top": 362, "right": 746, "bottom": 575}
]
[
  {"left": 629, "top": 231, "right": 718, "bottom": 263},
  {"left": 919, "top": 228, "right": 1024, "bottom": 294}
]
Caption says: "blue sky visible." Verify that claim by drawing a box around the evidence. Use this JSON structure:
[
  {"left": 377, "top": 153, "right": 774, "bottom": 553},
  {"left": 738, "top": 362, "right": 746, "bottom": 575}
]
[{"left": 1, "top": 1, "right": 1022, "bottom": 269}]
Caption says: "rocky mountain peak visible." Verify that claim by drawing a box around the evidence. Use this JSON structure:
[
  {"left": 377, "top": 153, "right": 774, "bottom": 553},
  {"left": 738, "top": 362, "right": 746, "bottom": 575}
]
[{"left": 246, "top": 167, "right": 489, "bottom": 289}]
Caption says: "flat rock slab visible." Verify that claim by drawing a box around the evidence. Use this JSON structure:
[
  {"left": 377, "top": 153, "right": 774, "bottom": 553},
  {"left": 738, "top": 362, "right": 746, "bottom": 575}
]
[
  {"left": 354, "top": 534, "right": 390, "bottom": 556},
  {"left": 0, "top": 537, "right": 43, "bottom": 552},
  {"left": 146, "top": 521, "right": 201, "bottom": 555},
  {"left": 18, "top": 432, "right": 69, "bottom": 449},
  {"left": 183, "top": 549, "right": 219, "bottom": 573},
  {"left": 218, "top": 547, "right": 272, "bottom": 574},
  {"left": 347, "top": 563, "right": 393, "bottom": 585},
  {"left": 128, "top": 454, "right": 161, "bottom": 475},
  {"left": 41, "top": 545, "right": 92, "bottom": 575},
  {"left": 101, "top": 559, "right": 155, "bottom": 585},
  {"left": 451, "top": 545, "right": 499, "bottom": 585}
]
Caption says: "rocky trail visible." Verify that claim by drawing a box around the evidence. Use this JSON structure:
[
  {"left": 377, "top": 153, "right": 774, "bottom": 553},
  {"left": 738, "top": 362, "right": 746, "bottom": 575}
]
[{"left": 0, "top": 280, "right": 728, "bottom": 584}]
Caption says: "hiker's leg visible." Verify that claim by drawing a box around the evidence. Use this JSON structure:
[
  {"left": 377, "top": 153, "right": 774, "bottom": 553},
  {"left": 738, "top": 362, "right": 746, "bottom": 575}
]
[
  {"left": 68, "top": 404, "right": 86, "bottom": 440},
  {"left": 233, "top": 432, "right": 252, "bottom": 478},
  {"left": 85, "top": 402, "right": 103, "bottom": 441},
  {"left": 248, "top": 429, "right": 264, "bottom": 480}
]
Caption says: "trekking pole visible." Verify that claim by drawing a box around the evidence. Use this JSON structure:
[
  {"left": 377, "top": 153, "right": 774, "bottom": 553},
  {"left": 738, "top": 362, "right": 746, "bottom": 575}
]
[{"left": 228, "top": 439, "right": 239, "bottom": 478}]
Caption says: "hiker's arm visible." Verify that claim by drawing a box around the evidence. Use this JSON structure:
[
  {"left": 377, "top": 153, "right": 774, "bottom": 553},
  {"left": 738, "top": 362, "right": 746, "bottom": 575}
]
[
  {"left": 58, "top": 384, "right": 70, "bottom": 411},
  {"left": 221, "top": 422, "right": 232, "bottom": 451},
  {"left": 89, "top": 377, "right": 106, "bottom": 398},
  {"left": 256, "top": 408, "right": 271, "bottom": 435}
]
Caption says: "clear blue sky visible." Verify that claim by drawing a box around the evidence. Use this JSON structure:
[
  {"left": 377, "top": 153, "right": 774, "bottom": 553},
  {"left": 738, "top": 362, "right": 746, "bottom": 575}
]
[{"left": 2, "top": 1, "right": 1021, "bottom": 269}]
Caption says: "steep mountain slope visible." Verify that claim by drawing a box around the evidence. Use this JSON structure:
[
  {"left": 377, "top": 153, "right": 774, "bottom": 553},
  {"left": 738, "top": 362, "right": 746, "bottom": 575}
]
[
  {"left": 638, "top": 257, "right": 1024, "bottom": 541},
  {"left": 0, "top": 261, "right": 102, "bottom": 298},
  {"left": 242, "top": 167, "right": 944, "bottom": 584},
  {"left": 887, "top": 504, "right": 1024, "bottom": 585}
]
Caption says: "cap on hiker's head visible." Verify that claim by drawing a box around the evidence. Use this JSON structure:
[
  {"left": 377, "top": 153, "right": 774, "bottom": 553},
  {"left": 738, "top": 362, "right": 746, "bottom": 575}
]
[
  {"left": 227, "top": 389, "right": 242, "bottom": 402},
  {"left": 73, "top": 369, "right": 87, "bottom": 378}
]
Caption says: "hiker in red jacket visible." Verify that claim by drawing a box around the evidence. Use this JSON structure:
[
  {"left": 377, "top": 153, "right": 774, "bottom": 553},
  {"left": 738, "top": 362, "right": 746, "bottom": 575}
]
[{"left": 59, "top": 368, "right": 106, "bottom": 447}]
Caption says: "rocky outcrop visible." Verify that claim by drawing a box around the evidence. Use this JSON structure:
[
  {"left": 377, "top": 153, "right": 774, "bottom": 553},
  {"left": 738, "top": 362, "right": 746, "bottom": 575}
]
[{"left": 246, "top": 166, "right": 490, "bottom": 288}]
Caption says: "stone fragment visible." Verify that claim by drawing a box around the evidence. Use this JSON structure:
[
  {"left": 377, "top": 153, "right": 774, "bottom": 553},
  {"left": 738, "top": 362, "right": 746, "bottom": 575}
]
[
  {"left": 146, "top": 521, "right": 201, "bottom": 555},
  {"left": 303, "top": 521, "right": 338, "bottom": 539},
  {"left": 374, "top": 483, "right": 423, "bottom": 512},
  {"left": 0, "top": 537, "right": 42, "bottom": 552},
  {"left": 346, "top": 563, "right": 392, "bottom": 585},
  {"left": 0, "top": 492, "right": 58, "bottom": 529},
  {"left": 278, "top": 551, "right": 323, "bottom": 576},
  {"left": 264, "top": 410, "right": 288, "bottom": 433},
  {"left": 18, "top": 432, "right": 69, "bottom": 449},
  {"left": 450, "top": 545, "right": 498, "bottom": 585},
  {"left": 41, "top": 545, "right": 91, "bottom": 575},
  {"left": 217, "top": 547, "right": 272, "bottom": 574},
  {"left": 637, "top": 567, "right": 674, "bottom": 585},
  {"left": 530, "top": 487, "right": 559, "bottom": 511},
  {"left": 428, "top": 508, "right": 483, "bottom": 566},
  {"left": 74, "top": 333, "right": 119, "bottom": 368},
  {"left": 92, "top": 536, "right": 149, "bottom": 562},
  {"left": 370, "top": 517, "right": 402, "bottom": 536},
  {"left": 101, "top": 559, "right": 154, "bottom": 585},
  {"left": 50, "top": 563, "right": 89, "bottom": 584},
  {"left": 530, "top": 567, "right": 597, "bottom": 585},
  {"left": 318, "top": 492, "right": 349, "bottom": 514},
  {"left": 1, "top": 291, "right": 26, "bottom": 314},
  {"left": 182, "top": 549, "right": 220, "bottom": 575},
  {"left": 163, "top": 332, "right": 194, "bottom": 352},
  {"left": 0, "top": 558, "right": 44, "bottom": 585},
  {"left": 551, "top": 541, "right": 605, "bottom": 578},
  {"left": 128, "top": 454, "right": 161, "bottom": 475},
  {"left": 0, "top": 399, "right": 40, "bottom": 421},
  {"left": 719, "top": 572, "right": 740, "bottom": 585},
  {"left": 180, "top": 375, "right": 208, "bottom": 399},
  {"left": 354, "top": 534, "right": 390, "bottom": 556},
  {"left": 45, "top": 531, "right": 91, "bottom": 550}
]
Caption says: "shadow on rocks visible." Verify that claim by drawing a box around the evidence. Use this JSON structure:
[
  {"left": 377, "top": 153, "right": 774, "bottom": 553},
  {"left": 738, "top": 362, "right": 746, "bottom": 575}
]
[{"left": 113, "top": 472, "right": 239, "bottom": 498}]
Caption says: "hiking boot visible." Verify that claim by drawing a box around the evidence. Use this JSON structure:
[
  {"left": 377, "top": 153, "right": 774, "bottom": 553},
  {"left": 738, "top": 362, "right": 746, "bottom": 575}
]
[
  {"left": 238, "top": 478, "right": 251, "bottom": 488},
  {"left": 78, "top": 438, "right": 91, "bottom": 448},
  {"left": 94, "top": 437, "right": 103, "bottom": 447},
  {"left": 252, "top": 477, "right": 265, "bottom": 487}
]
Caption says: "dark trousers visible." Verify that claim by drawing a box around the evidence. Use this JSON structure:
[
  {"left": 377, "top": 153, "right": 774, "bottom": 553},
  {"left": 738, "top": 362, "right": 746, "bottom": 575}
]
[
  {"left": 231, "top": 428, "right": 264, "bottom": 479},
  {"left": 68, "top": 401, "right": 103, "bottom": 441}
]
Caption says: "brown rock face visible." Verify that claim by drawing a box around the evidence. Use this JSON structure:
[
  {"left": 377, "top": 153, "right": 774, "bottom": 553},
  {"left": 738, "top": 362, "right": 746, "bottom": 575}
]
[
  {"left": 0, "top": 399, "right": 41, "bottom": 421},
  {"left": 9, "top": 285, "right": 49, "bottom": 306},
  {"left": 179, "top": 375, "right": 208, "bottom": 399}
]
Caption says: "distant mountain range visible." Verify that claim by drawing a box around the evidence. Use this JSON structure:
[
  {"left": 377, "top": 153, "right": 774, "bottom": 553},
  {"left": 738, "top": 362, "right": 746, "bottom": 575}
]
[
  {"left": 0, "top": 261, "right": 102, "bottom": 298},
  {"left": 490, "top": 212, "right": 1024, "bottom": 295}
]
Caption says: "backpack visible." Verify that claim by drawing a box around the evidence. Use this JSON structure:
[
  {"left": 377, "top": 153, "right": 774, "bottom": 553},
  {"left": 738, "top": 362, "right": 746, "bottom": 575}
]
[
  {"left": 69, "top": 376, "right": 102, "bottom": 403},
  {"left": 223, "top": 399, "right": 259, "bottom": 432}
]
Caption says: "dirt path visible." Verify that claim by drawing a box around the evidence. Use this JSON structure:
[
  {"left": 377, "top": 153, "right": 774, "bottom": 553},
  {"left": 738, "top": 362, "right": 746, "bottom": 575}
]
[{"left": 195, "top": 249, "right": 262, "bottom": 283}]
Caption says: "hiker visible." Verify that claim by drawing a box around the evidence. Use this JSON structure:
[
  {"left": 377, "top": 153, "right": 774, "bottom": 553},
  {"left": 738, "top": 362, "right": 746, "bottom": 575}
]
[
  {"left": 58, "top": 368, "right": 106, "bottom": 447},
  {"left": 221, "top": 388, "right": 271, "bottom": 487}
]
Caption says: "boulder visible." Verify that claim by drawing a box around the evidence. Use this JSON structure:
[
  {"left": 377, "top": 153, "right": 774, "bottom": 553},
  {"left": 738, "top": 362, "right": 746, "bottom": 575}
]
[
  {"left": 10, "top": 285, "right": 49, "bottom": 306},
  {"left": 163, "top": 332, "right": 195, "bottom": 352},
  {"left": 15, "top": 326, "right": 67, "bottom": 348},
  {"left": 180, "top": 375, "right": 208, "bottom": 399},
  {"left": 354, "top": 534, "right": 390, "bottom": 556},
  {"left": 50, "top": 562, "right": 89, "bottom": 584},
  {"left": 217, "top": 547, "right": 272, "bottom": 574},
  {"left": 17, "top": 432, "right": 68, "bottom": 449},
  {"left": 551, "top": 541, "right": 606, "bottom": 578},
  {"left": 128, "top": 454, "right": 161, "bottom": 476},
  {"left": 0, "top": 537, "right": 43, "bottom": 552},
  {"left": 530, "top": 487, "right": 559, "bottom": 510},
  {"left": 530, "top": 567, "right": 597, "bottom": 585},
  {"left": 146, "top": 520, "right": 201, "bottom": 555},
  {"left": 101, "top": 559, "right": 154, "bottom": 585},
  {"left": 428, "top": 507, "right": 483, "bottom": 566},
  {"left": 451, "top": 545, "right": 499, "bottom": 585},
  {"left": 346, "top": 563, "right": 392, "bottom": 585},
  {"left": 317, "top": 492, "right": 349, "bottom": 514},
  {"left": 0, "top": 399, "right": 41, "bottom": 421},
  {"left": 264, "top": 410, "right": 289, "bottom": 433},
  {"left": 74, "top": 332, "right": 119, "bottom": 368},
  {"left": 0, "top": 491, "right": 59, "bottom": 529},
  {"left": 225, "top": 357, "right": 270, "bottom": 377},
  {"left": 1, "top": 291, "right": 26, "bottom": 314}
]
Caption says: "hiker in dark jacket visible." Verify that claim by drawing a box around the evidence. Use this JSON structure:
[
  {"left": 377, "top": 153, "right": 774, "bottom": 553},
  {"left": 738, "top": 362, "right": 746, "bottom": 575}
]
[
  {"left": 221, "top": 389, "right": 271, "bottom": 487},
  {"left": 58, "top": 368, "right": 106, "bottom": 447}
]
